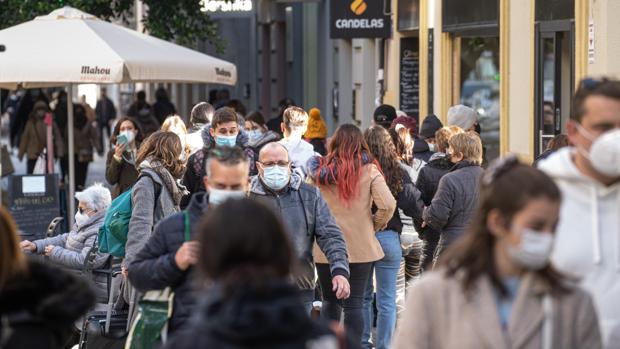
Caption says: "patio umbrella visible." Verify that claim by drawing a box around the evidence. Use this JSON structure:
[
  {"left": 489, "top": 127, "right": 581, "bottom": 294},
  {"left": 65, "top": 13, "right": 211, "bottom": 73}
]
[{"left": 0, "top": 6, "right": 237, "bottom": 219}]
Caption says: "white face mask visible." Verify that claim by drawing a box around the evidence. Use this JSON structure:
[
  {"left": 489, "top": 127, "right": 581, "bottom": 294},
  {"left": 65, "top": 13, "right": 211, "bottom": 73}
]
[
  {"left": 208, "top": 188, "right": 246, "bottom": 206},
  {"left": 508, "top": 229, "right": 554, "bottom": 270},
  {"left": 120, "top": 130, "right": 135, "bottom": 145},
  {"left": 428, "top": 143, "right": 437, "bottom": 152},
  {"left": 75, "top": 210, "right": 91, "bottom": 227},
  {"left": 577, "top": 125, "right": 620, "bottom": 177}
]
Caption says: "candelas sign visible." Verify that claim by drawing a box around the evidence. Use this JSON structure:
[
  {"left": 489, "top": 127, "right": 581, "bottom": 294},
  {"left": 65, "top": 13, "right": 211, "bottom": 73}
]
[{"left": 330, "top": 0, "right": 391, "bottom": 39}]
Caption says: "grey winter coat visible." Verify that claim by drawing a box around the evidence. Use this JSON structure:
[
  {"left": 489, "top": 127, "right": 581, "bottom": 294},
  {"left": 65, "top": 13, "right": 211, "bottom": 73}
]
[
  {"left": 423, "top": 161, "right": 483, "bottom": 250},
  {"left": 124, "top": 167, "right": 180, "bottom": 268},
  {"left": 249, "top": 173, "right": 349, "bottom": 290},
  {"left": 33, "top": 210, "right": 109, "bottom": 302}
]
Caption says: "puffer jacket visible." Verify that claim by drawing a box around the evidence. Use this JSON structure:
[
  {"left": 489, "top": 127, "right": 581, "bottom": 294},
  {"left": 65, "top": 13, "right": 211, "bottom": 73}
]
[
  {"left": 249, "top": 173, "right": 349, "bottom": 290},
  {"left": 0, "top": 260, "right": 95, "bottom": 349},
  {"left": 182, "top": 125, "right": 256, "bottom": 198},
  {"left": 423, "top": 161, "right": 483, "bottom": 252},
  {"left": 416, "top": 153, "right": 453, "bottom": 205},
  {"left": 161, "top": 281, "right": 352, "bottom": 349},
  {"left": 32, "top": 211, "right": 109, "bottom": 302},
  {"left": 124, "top": 163, "right": 181, "bottom": 268},
  {"left": 128, "top": 192, "right": 208, "bottom": 334}
]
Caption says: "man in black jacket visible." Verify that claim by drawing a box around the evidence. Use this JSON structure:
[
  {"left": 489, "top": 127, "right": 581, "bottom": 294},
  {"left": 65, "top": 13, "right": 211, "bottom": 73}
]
[
  {"left": 128, "top": 146, "right": 250, "bottom": 334},
  {"left": 248, "top": 142, "right": 350, "bottom": 311}
]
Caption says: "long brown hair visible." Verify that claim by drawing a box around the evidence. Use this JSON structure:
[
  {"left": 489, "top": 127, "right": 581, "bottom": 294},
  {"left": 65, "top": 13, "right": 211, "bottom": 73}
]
[
  {"left": 440, "top": 158, "right": 567, "bottom": 296},
  {"left": 365, "top": 126, "right": 403, "bottom": 196},
  {"left": 136, "top": 131, "right": 185, "bottom": 178},
  {"left": 0, "top": 207, "right": 29, "bottom": 288},
  {"left": 110, "top": 116, "right": 144, "bottom": 145},
  {"left": 389, "top": 127, "right": 414, "bottom": 166},
  {"left": 314, "top": 124, "right": 376, "bottom": 205}
]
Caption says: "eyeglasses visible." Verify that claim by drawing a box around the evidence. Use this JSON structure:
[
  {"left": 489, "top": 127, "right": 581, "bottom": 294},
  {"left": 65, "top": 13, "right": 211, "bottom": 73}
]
[
  {"left": 260, "top": 161, "right": 289, "bottom": 167},
  {"left": 481, "top": 154, "right": 520, "bottom": 186}
]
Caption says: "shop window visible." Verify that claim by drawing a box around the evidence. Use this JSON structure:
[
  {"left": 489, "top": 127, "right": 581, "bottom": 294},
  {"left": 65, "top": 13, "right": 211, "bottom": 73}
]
[
  {"left": 398, "top": 0, "right": 420, "bottom": 31},
  {"left": 459, "top": 37, "right": 500, "bottom": 161},
  {"left": 536, "top": 0, "right": 574, "bottom": 21},
  {"left": 443, "top": 0, "right": 498, "bottom": 32}
]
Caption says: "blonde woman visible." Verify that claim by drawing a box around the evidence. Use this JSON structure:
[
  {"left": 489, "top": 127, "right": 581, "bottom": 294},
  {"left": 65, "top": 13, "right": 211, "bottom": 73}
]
[{"left": 161, "top": 115, "right": 190, "bottom": 161}]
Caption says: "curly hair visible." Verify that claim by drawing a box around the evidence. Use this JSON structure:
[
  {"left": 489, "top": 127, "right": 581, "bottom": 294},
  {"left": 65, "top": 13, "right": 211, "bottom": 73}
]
[
  {"left": 389, "top": 127, "right": 414, "bottom": 166},
  {"left": 364, "top": 126, "right": 403, "bottom": 196},
  {"left": 136, "top": 131, "right": 185, "bottom": 178}
]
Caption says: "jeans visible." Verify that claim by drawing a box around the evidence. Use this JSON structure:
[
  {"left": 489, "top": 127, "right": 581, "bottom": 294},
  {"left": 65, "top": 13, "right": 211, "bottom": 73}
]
[
  {"left": 362, "top": 230, "right": 402, "bottom": 349},
  {"left": 317, "top": 262, "right": 373, "bottom": 346}
]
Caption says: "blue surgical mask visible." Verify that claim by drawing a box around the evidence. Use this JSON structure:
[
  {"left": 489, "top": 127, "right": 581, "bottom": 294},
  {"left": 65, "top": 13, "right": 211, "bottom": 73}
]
[
  {"left": 208, "top": 188, "right": 246, "bottom": 206},
  {"left": 248, "top": 129, "right": 263, "bottom": 143},
  {"left": 215, "top": 134, "right": 237, "bottom": 147},
  {"left": 262, "top": 165, "right": 290, "bottom": 190}
]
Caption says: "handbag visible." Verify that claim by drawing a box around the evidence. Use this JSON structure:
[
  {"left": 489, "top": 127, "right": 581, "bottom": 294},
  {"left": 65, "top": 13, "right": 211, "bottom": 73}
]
[
  {"left": 32, "top": 149, "right": 47, "bottom": 174},
  {"left": 124, "top": 211, "right": 191, "bottom": 349},
  {"left": 1, "top": 145, "right": 14, "bottom": 177}
]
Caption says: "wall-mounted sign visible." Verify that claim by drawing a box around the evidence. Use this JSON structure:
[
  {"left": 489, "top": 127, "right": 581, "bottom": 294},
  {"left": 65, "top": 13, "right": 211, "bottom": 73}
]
[
  {"left": 201, "top": 0, "right": 253, "bottom": 13},
  {"left": 400, "top": 37, "right": 419, "bottom": 121},
  {"left": 330, "top": 0, "right": 391, "bottom": 39}
]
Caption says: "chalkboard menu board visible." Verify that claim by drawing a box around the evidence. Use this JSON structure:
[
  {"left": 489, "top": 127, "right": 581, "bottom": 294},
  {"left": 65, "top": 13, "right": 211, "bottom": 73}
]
[
  {"left": 400, "top": 37, "right": 420, "bottom": 122},
  {"left": 8, "top": 174, "right": 60, "bottom": 241}
]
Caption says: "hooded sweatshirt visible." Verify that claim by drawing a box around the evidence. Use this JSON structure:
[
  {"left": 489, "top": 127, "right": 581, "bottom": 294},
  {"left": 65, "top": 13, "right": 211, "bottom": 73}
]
[
  {"left": 279, "top": 137, "right": 317, "bottom": 178},
  {"left": 538, "top": 147, "right": 620, "bottom": 347}
]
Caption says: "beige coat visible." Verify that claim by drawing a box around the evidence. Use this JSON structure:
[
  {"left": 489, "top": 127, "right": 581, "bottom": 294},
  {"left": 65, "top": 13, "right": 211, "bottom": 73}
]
[
  {"left": 394, "top": 270, "right": 601, "bottom": 349},
  {"left": 313, "top": 164, "right": 396, "bottom": 264}
]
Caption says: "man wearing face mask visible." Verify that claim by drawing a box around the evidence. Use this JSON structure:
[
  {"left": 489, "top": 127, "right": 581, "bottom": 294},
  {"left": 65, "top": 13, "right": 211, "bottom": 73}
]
[
  {"left": 539, "top": 77, "right": 620, "bottom": 348},
  {"left": 129, "top": 146, "right": 249, "bottom": 335},
  {"left": 248, "top": 142, "right": 350, "bottom": 313},
  {"left": 20, "top": 183, "right": 111, "bottom": 302},
  {"left": 183, "top": 107, "right": 255, "bottom": 202}
]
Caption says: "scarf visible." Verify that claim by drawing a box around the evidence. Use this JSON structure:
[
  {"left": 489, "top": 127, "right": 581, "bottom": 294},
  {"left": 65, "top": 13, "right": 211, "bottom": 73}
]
[{"left": 142, "top": 158, "right": 187, "bottom": 206}]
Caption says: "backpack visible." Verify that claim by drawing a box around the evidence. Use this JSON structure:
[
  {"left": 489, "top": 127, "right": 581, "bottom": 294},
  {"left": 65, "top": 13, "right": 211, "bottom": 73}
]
[{"left": 98, "top": 173, "right": 162, "bottom": 257}]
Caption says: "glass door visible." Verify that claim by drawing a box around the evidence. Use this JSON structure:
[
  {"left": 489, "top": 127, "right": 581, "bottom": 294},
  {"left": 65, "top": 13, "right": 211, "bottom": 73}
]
[{"left": 535, "top": 21, "right": 574, "bottom": 155}]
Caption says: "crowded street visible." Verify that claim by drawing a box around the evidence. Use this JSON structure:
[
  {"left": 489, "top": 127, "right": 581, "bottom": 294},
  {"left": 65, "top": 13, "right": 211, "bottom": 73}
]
[{"left": 1, "top": 1, "right": 620, "bottom": 349}]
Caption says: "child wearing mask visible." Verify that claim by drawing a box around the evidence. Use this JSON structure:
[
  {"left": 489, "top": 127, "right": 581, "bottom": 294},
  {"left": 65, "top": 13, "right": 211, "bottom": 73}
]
[{"left": 394, "top": 157, "right": 601, "bottom": 349}]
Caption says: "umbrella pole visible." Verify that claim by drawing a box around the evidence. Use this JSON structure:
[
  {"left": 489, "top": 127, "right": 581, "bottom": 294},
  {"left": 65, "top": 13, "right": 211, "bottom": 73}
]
[{"left": 67, "top": 84, "right": 76, "bottom": 223}]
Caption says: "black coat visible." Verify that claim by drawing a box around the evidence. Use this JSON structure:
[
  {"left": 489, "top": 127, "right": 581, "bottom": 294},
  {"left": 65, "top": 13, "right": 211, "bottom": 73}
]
[
  {"left": 416, "top": 154, "right": 453, "bottom": 206},
  {"left": 162, "top": 281, "right": 355, "bottom": 349},
  {"left": 385, "top": 166, "right": 425, "bottom": 233},
  {"left": 0, "top": 259, "right": 95, "bottom": 349},
  {"left": 128, "top": 192, "right": 208, "bottom": 333},
  {"left": 413, "top": 137, "right": 434, "bottom": 163}
]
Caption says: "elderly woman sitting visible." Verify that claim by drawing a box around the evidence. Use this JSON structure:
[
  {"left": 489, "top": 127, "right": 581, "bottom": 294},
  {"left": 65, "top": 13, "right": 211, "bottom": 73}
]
[{"left": 20, "top": 183, "right": 112, "bottom": 302}]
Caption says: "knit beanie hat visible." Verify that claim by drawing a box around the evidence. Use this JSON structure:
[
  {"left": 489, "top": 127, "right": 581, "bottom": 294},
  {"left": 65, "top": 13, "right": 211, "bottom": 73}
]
[
  {"left": 419, "top": 114, "right": 443, "bottom": 140},
  {"left": 373, "top": 104, "right": 397, "bottom": 128},
  {"left": 391, "top": 116, "right": 417, "bottom": 134},
  {"left": 447, "top": 104, "right": 478, "bottom": 131},
  {"left": 305, "top": 107, "right": 328, "bottom": 139}
]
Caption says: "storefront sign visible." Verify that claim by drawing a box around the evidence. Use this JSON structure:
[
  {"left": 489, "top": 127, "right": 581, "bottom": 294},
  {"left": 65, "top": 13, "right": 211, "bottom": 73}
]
[
  {"left": 202, "top": 0, "right": 253, "bottom": 13},
  {"left": 400, "top": 37, "right": 419, "bottom": 120},
  {"left": 330, "top": 0, "right": 391, "bottom": 39}
]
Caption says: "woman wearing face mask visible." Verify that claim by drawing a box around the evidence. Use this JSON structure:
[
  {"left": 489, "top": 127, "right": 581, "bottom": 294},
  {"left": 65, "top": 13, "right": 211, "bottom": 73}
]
[
  {"left": 19, "top": 183, "right": 112, "bottom": 302},
  {"left": 245, "top": 111, "right": 281, "bottom": 156},
  {"left": 393, "top": 157, "right": 602, "bottom": 349},
  {"left": 161, "top": 115, "right": 190, "bottom": 161},
  {"left": 105, "top": 117, "right": 143, "bottom": 199}
]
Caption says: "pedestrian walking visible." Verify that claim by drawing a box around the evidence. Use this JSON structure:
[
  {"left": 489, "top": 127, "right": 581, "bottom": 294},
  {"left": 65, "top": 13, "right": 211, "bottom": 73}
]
[
  {"left": 71, "top": 104, "right": 102, "bottom": 190},
  {"left": 416, "top": 125, "right": 463, "bottom": 271},
  {"left": 422, "top": 131, "right": 484, "bottom": 264},
  {"left": 18, "top": 100, "right": 65, "bottom": 174},
  {"left": 127, "top": 91, "right": 158, "bottom": 137},
  {"left": 105, "top": 117, "right": 144, "bottom": 198},
  {"left": 123, "top": 131, "right": 187, "bottom": 271},
  {"left": 0, "top": 207, "right": 95, "bottom": 349},
  {"left": 183, "top": 107, "right": 254, "bottom": 198},
  {"left": 393, "top": 157, "right": 602, "bottom": 349},
  {"left": 152, "top": 87, "right": 176, "bottom": 126},
  {"left": 186, "top": 102, "right": 214, "bottom": 154},
  {"left": 128, "top": 146, "right": 249, "bottom": 335},
  {"left": 161, "top": 115, "right": 190, "bottom": 161},
  {"left": 305, "top": 107, "right": 328, "bottom": 156},
  {"left": 19, "top": 183, "right": 111, "bottom": 302},
  {"left": 161, "top": 198, "right": 355, "bottom": 349},
  {"left": 538, "top": 77, "right": 620, "bottom": 348},
  {"left": 95, "top": 87, "right": 117, "bottom": 146},
  {"left": 249, "top": 142, "right": 350, "bottom": 312},
  {"left": 415, "top": 114, "right": 443, "bottom": 162},
  {"left": 278, "top": 106, "right": 317, "bottom": 178},
  {"left": 245, "top": 110, "right": 282, "bottom": 155},
  {"left": 362, "top": 126, "right": 424, "bottom": 349},
  {"left": 307, "top": 124, "right": 396, "bottom": 346}
]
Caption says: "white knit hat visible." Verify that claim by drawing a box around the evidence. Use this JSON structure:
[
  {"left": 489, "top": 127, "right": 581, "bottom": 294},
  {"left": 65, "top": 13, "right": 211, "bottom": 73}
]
[{"left": 447, "top": 104, "right": 478, "bottom": 131}]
